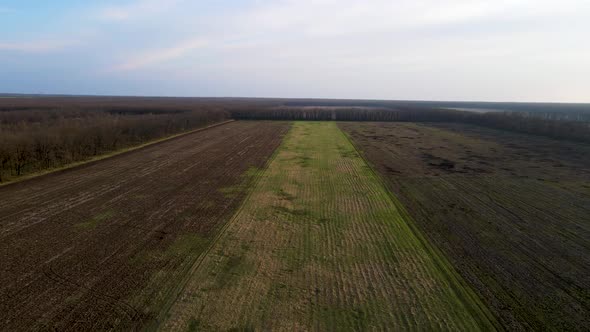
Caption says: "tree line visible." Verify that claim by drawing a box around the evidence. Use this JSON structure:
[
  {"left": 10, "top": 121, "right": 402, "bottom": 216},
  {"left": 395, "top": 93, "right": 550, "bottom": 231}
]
[
  {"left": 231, "top": 107, "right": 590, "bottom": 143},
  {"left": 0, "top": 107, "right": 228, "bottom": 182},
  {"left": 1, "top": 96, "right": 589, "bottom": 183}
]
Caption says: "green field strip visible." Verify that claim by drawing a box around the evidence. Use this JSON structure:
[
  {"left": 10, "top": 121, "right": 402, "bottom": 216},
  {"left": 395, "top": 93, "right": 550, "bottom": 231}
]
[{"left": 160, "top": 122, "right": 497, "bottom": 331}]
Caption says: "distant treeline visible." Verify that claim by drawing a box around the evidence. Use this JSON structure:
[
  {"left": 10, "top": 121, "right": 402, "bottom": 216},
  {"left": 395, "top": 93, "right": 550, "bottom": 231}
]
[
  {"left": 283, "top": 99, "right": 590, "bottom": 115},
  {"left": 231, "top": 107, "right": 462, "bottom": 121},
  {"left": 231, "top": 107, "right": 590, "bottom": 143},
  {"left": 466, "top": 111, "right": 590, "bottom": 142},
  {"left": 497, "top": 111, "right": 590, "bottom": 122},
  {"left": 1, "top": 96, "right": 589, "bottom": 182},
  {"left": 0, "top": 106, "right": 228, "bottom": 182}
]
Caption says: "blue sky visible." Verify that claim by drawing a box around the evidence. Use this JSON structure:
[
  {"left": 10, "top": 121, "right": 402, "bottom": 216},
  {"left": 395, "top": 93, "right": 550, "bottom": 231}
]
[{"left": 1, "top": 0, "right": 589, "bottom": 102}]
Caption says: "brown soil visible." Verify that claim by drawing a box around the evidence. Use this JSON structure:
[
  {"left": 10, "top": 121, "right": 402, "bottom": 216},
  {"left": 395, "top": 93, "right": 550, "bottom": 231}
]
[
  {"left": 0, "top": 121, "right": 289, "bottom": 331},
  {"left": 339, "top": 122, "right": 590, "bottom": 331}
]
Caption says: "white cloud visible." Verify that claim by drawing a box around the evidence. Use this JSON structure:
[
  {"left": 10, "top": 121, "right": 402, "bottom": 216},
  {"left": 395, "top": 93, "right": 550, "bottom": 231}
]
[
  {"left": 111, "top": 39, "right": 208, "bottom": 71},
  {"left": 229, "top": 0, "right": 589, "bottom": 38},
  {"left": 234, "top": 0, "right": 512, "bottom": 36}
]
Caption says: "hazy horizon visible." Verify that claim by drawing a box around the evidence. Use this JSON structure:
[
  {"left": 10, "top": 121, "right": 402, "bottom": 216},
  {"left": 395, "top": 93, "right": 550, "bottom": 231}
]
[
  {"left": 3, "top": 93, "right": 590, "bottom": 106},
  {"left": 2, "top": 1, "right": 589, "bottom": 103}
]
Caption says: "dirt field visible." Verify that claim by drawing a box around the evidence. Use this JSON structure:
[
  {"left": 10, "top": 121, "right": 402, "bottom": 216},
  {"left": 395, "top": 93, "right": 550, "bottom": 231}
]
[
  {"left": 161, "top": 122, "right": 497, "bottom": 331},
  {"left": 0, "top": 121, "right": 289, "bottom": 330},
  {"left": 339, "top": 122, "right": 590, "bottom": 330}
]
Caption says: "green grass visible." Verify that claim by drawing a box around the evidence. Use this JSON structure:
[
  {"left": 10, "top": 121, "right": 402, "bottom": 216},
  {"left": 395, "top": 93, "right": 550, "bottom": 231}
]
[{"left": 160, "top": 122, "right": 497, "bottom": 331}]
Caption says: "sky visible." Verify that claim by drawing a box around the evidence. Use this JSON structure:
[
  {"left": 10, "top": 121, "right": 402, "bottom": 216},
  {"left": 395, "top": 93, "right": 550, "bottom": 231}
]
[{"left": 1, "top": 0, "right": 589, "bottom": 102}]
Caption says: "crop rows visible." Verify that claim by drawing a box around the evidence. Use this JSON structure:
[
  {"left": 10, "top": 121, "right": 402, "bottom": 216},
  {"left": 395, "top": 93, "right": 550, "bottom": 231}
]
[
  {"left": 161, "top": 122, "right": 495, "bottom": 331},
  {"left": 4, "top": 118, "right": 585, "bottom": 331},
  {"left": 0, "top": 121, "right": 289, "bottom": 330},
  {"left": 340, "top": 121, "right": 590, "bottom": 330}
]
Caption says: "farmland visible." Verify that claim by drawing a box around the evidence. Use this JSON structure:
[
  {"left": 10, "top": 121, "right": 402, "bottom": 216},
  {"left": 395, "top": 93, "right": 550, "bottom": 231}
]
[
  {"left": 1, "top": 96, "right": 589, "bottom": 331},
  {"left": 1, "top": 96, "right": 588, "bottom": 187},
  {"left": 340, "top": 122, "right": 590, "bottom": 330},
  {"left": 0, "top": 121, "right": 289, "bottom": 330},
  {"left": 160, "top": 122, "right": 496, "bottom": 331}
]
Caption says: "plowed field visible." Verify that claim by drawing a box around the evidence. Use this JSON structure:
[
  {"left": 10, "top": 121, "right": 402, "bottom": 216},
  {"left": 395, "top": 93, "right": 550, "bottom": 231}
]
[
  {"left": 340, "top": 122, "right": 590, "bottom": 330},
  {"left": 0, "top": 121, "right": 290, "bottom": 330}
]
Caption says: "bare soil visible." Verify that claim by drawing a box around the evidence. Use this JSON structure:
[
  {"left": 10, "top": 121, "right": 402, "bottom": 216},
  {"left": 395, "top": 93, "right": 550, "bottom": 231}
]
[
  {"left": 0, "top": 121, "right": 289, "bottom": 331},
  {"left": 339, "top": 122, "right": 590, "bottom": 331}
]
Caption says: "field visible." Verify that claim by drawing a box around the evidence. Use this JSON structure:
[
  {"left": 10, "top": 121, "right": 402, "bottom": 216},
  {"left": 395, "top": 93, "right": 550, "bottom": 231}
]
[
  {"left": 339, "top": 122, "right": 590, "bottom": 330},
  {"left": 0, "top": 121, "right": 289, "bottom": 330},
  {"left": 1, "top": 98, "right": 589, "bottom": 332},
  {"left": 160, "top": 122, "right": 496, "bottom": 331}
]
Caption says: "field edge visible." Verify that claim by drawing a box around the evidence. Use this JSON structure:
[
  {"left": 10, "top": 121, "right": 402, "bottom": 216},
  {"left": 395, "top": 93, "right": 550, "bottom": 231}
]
[
  {"left": 338, "top": 123, "right": 501, "bottom": 330},
  {"left": 147, "top": 121, "right": 294, "bottom": 331},
  {"left": 0, "top": 120, "right": 235, "bottom": 188}
]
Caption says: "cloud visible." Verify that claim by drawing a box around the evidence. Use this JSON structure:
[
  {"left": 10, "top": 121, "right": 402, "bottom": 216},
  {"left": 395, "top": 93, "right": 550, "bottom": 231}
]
[
  {"left": 236, "top": 0, "right": 512, "bottom": 35},
  {"left": 3, "top": 0, "right": 589, "bottom": 101},
  {"left": 232, "top": 0, "right": 587, "bottom": 38},
  {"left": 98, "top": 0, "right": 182, "bottom": 21},
  {"left": 111, "top": 39, "right": 208, "bottom": 71}
]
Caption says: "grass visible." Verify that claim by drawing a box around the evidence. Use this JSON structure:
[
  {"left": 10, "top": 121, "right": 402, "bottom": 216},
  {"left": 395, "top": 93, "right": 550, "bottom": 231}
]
[{"left": 160, "top": 122, "right": 497, "bottom": 331}]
